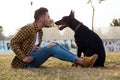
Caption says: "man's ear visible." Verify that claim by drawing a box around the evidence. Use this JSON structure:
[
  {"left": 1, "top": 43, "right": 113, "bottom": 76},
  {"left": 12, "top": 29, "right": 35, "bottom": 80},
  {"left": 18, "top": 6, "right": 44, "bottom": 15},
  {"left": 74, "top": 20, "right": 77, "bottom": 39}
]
[
  {"left": 69, "top": 10, "right": 74, "bottom": 19},
  {"left": 39, "top": 16, "right": 45, "bottom": 22}
]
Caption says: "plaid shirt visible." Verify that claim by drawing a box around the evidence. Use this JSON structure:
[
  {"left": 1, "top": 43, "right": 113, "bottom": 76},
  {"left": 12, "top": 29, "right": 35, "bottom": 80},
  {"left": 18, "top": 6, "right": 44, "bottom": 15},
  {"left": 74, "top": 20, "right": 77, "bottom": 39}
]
[{"left": 10, "top": 22, "right": 43, "bottom": 68}]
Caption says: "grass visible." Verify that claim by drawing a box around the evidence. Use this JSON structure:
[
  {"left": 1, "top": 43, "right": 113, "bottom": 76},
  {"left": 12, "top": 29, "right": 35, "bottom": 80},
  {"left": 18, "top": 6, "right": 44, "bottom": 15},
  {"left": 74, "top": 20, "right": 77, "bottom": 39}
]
[{"left": 0, "top": 52, "right": 120, "bottom": 80}]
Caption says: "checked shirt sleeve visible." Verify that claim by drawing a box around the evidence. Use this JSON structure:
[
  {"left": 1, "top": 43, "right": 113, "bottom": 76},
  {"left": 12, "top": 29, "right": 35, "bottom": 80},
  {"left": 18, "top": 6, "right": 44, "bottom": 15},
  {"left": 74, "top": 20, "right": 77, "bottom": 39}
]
[{"left": 10, "top": 27, "right": 30, "bottom": 60}]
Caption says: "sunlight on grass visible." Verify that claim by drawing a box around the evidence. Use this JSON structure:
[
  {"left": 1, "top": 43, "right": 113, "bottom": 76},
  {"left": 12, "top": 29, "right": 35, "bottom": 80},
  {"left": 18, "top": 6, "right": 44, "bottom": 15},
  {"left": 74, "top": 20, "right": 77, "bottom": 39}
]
[{"left": 0, "top": 52, "right": 120, "bottom": 80}]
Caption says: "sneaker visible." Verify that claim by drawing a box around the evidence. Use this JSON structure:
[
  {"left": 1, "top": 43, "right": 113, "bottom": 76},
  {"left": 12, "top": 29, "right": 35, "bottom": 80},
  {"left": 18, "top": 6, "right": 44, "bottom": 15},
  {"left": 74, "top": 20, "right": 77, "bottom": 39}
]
[{"left": 82, "top": 54, "right": 98, "bottom": 68}]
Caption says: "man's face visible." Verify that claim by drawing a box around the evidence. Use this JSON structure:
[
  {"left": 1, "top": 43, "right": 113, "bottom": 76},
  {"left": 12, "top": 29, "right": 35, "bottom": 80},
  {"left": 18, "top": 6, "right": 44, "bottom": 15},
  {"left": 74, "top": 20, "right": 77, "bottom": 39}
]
[{"left": 43, "top": 12, "right": 51, "bottom": 28}]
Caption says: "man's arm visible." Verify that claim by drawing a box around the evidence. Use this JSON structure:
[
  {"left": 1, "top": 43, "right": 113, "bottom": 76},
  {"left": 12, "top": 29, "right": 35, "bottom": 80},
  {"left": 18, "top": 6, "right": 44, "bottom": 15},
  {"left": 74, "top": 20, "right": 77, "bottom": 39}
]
[{"left": 10, "top": 27, "right": 30, "bottom": 60}]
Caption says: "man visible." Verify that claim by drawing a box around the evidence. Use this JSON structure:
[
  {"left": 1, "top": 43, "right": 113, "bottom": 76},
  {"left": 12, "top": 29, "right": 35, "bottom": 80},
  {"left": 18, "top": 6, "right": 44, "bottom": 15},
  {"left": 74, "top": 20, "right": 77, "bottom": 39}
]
[{"left": 10, "top": 7, "right": 98, "bottom": 68}]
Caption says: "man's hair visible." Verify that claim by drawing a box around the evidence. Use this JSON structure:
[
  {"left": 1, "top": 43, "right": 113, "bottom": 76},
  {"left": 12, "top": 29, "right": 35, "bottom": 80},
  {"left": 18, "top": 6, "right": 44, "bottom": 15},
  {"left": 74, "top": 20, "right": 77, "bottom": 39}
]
[{"left": 34, "top": 7, "right": 48, "bottom": 22}]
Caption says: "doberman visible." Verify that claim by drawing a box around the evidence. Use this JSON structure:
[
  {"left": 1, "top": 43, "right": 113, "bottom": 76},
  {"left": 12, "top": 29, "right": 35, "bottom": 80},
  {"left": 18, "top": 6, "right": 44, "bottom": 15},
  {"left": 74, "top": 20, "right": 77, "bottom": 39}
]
[{"left": 55, "top": 11, "right": 106, "bottom": 67}]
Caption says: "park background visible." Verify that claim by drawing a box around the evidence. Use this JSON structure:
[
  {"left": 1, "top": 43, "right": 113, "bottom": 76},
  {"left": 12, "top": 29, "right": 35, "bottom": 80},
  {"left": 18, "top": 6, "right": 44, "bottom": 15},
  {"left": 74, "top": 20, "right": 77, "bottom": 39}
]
[
  {"left": 0, "top": 0, "right": 120, "bottom": 53},
  {"left": 0, "top": 0, "right": 120, "bottom": 80}
]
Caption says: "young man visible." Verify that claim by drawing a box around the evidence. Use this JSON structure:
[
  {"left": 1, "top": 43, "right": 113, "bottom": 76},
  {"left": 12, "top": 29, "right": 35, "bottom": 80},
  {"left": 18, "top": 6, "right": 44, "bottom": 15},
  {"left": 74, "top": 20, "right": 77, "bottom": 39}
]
[{"left": 10, "top": 7, "right": 98, "bottom": 68}]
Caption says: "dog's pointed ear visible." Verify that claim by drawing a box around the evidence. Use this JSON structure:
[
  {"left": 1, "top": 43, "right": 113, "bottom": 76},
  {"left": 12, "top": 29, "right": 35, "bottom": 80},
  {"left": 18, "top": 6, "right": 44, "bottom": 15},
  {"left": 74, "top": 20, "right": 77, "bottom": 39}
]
[{"left": 69, "top": 10, "right": 74, "bottom": 19}]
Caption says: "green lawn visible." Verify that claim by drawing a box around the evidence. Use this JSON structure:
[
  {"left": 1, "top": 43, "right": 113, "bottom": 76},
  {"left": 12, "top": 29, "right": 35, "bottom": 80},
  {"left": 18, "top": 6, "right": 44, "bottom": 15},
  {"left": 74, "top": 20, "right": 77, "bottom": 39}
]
[{"left": 0, "top": 52, "right": 120, "bottom": 80}]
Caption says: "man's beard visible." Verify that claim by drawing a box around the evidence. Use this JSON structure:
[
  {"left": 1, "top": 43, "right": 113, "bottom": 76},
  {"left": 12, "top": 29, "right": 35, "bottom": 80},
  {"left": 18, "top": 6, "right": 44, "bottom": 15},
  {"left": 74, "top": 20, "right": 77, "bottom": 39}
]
[
  {"left": 44, "top": 25, "right": 50, "bottom": 28},
  {"left": 43, "top": 21, "right": 50, "bottom": 28}
]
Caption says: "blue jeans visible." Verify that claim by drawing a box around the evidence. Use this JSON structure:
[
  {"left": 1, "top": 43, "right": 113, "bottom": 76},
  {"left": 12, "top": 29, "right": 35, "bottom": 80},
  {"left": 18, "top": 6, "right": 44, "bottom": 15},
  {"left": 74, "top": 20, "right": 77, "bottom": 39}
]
[{"left": 27, "top": 43, "right": 78, "bottom": 68}]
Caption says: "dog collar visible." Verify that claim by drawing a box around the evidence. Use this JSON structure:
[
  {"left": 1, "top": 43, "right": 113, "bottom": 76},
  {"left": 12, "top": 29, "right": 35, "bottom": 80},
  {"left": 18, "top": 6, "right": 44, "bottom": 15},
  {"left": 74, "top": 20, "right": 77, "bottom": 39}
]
[{"left": 74, "top": 23, "right": 82, "bottom": 31}]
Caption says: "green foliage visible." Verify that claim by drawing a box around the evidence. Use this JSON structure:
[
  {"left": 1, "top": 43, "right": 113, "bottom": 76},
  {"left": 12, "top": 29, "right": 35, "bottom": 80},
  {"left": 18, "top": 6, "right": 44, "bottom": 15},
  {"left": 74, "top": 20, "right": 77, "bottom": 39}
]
[
  {"left": 0, "top": 25, "right": 10, "bottom": 40},
  {"left": 0, "top": 26, "right": 5, "bottom": 40},
  {"left": 110, "top": 18, "right": 120, "bottom": 27},
  {"left": 0, "top": 25, "right": 3, "bottom": 32}
]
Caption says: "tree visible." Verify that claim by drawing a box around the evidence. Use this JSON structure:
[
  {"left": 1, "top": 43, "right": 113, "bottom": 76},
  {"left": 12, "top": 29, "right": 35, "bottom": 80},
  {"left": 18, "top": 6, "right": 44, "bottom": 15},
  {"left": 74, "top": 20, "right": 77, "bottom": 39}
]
[
  {"left": 0, "top": 26, "right": 3, "bottom": 32},
  {"left": 87, "top": 0, "right": 105, "bottom": 31},
  {"left": 50, "top": 19, "right": 56, "bottom": 27},
  {"left": 0, "top": 26, "right": 2, "bottom": 39},
  {"left": 110, "top": 18, "right": 120, "bottom": 27},
  {"left": 0, "top": 26, "right": 5, "bottom": 40},
  {"left": 0, "top": 26, "right": 6, "bottom": 49}
]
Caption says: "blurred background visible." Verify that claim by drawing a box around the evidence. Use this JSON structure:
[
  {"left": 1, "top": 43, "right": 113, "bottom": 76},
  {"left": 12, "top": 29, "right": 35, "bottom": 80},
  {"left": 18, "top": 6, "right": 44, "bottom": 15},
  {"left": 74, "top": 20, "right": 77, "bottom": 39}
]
[{"left": 0, "top": 0, "right": 120, "bottom": 53}]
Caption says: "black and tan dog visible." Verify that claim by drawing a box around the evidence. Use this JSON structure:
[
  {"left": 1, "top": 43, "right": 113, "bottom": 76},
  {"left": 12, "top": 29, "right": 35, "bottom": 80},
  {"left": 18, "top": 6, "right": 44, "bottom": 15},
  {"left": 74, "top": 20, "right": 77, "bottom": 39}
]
[{"left": 55, "top": 11, "right": 106, "bottom": 67}]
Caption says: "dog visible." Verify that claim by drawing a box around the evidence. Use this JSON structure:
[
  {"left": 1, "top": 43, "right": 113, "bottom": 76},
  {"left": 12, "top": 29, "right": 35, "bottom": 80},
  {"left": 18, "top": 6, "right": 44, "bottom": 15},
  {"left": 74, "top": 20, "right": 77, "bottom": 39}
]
[{"left": 55, "top": 11, "right": 106, "bottom": 67}]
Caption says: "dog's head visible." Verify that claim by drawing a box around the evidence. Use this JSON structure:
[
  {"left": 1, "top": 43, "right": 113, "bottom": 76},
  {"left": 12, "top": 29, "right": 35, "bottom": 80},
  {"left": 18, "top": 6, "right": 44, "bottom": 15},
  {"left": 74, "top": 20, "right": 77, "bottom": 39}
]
[{"left": 55, "top": 10, "right": 74, "bottom": 30}]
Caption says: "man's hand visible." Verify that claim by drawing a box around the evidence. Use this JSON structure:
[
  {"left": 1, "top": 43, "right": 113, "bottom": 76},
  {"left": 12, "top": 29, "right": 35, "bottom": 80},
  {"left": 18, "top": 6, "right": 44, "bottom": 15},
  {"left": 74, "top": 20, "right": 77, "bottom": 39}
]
[
  {"left": 31, "top": 45, "right": 39, "bottom": 52},
  {"left": 23, "top": 56, "right": 34, "bottom": 63},
  {"left": 47, "top": 41, "right": 56, "bottom": 48}
]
